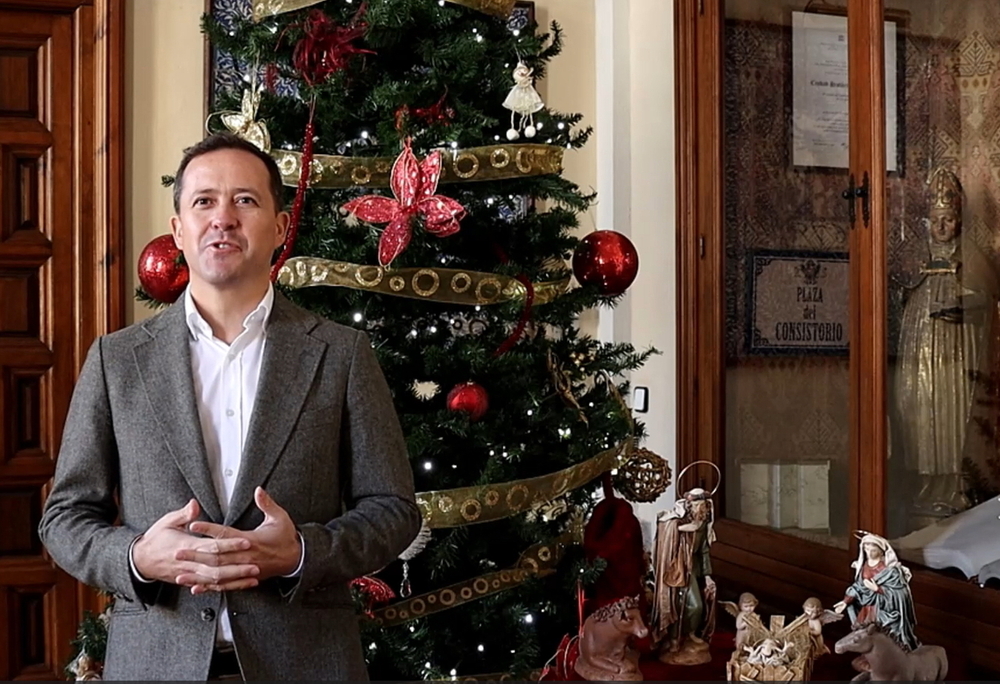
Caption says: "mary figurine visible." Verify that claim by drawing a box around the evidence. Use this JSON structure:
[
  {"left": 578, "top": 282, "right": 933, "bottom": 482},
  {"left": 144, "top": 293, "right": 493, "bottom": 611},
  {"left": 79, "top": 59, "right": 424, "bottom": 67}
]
[{"left": 833, "top": 532, "right": 920, "bottom": 652}]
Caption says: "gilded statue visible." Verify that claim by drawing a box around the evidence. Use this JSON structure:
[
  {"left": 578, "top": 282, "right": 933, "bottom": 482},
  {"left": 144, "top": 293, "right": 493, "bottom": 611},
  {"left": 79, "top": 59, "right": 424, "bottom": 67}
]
[{"left": 894, "top": 167, "right": 1000, "bottom": 521}]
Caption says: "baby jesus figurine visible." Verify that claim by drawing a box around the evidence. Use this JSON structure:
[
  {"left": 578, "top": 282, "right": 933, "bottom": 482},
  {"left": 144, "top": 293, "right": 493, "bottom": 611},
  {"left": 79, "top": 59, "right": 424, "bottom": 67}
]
[
  {"left": 801, "top": 597, "right": 843, "bottom": 657},
  {"left": 720, "top": 592, "right": 760, "bottom": 651},
  {"left": 744, "top": 637, "right": 795, "bottom": 667}
]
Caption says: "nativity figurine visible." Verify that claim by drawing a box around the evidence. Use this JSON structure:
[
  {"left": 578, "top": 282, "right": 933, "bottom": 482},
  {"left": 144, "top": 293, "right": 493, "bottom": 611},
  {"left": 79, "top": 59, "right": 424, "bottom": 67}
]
[
  {"left": 833, "top": 532, "right": 920, "bottom": 653},
  {"left": 574, "top": 595, "right": 649, "bottom": 682},
  {"left": 835, "top": 622, "right": 948, "bottom": 682},
  {"left": 720, "top": 592, "right": 761, "bottom": 652},
  {"left": 744, "top": 637, "right": 796, "bottom": 667},
  {"left": 650, "top": 483, "right": 718, "bottom": 665},
  {"left": 801, "top": 596, "right": 844, "bottom": 657}
]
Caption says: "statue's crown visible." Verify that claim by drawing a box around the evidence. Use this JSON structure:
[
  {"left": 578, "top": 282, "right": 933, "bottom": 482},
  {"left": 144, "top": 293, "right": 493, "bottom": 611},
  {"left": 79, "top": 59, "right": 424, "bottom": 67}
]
[{"left": 929, "top": 167, "right": 962, "bottom": 211}]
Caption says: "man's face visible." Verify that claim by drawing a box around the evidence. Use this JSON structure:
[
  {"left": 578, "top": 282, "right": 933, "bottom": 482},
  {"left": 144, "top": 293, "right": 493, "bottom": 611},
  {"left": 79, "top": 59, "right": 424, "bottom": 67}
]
[
  {"left": 929, "top": 207, "right": 959, "bottom": 243},
  {"left": 171, "top": 148, "right": 288, "bottom": 294}
]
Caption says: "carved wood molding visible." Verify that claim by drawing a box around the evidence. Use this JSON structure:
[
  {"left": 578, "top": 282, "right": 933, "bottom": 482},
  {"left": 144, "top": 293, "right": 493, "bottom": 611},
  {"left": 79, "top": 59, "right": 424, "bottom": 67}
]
[{"left": 0, "top": 0, "right": 92, "bottom": 10}]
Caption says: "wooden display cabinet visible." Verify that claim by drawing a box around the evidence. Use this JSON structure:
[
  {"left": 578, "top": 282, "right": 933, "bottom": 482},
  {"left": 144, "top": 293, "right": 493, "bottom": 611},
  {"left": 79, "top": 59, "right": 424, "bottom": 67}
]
[{"left": 675, "top": 0, "right": 1000, "bottom": 674}]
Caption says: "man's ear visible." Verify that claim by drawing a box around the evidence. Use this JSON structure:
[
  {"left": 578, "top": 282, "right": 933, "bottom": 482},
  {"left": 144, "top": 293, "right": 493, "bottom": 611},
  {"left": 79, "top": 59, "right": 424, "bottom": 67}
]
[
  {"left": 170, "top": 214, "right": 183, "bottom": 249},
  {"left": 275, "top": 211, "right": 290, "bottom": 249}
]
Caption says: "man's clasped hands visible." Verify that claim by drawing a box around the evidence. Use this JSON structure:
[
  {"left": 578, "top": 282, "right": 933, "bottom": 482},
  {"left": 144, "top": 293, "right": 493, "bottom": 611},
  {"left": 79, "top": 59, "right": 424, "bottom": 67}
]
[{"left": 132, "top": 486, "right": 302, "bottom": 594}]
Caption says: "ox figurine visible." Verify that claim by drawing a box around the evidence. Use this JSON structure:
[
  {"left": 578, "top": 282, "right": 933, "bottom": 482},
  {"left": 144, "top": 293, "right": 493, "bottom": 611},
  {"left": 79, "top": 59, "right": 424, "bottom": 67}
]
[
  {"left": 834, "top": 623, "right": 948, "bottom": 682},
  {"left": 574, "top": 595, "right": 649, "bottom": 681}
]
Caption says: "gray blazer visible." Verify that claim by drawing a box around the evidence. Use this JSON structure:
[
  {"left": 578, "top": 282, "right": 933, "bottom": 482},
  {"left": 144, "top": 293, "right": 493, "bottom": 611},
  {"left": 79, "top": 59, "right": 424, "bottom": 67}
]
[{"left": 39, "top": 292, "right": 421, "bottom": 680}]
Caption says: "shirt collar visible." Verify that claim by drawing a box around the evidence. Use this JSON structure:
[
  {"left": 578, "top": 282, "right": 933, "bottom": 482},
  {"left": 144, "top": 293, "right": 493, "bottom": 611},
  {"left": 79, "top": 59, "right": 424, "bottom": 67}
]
[{"left": 184, "top": 284, "right": 274, "bottom": 342}]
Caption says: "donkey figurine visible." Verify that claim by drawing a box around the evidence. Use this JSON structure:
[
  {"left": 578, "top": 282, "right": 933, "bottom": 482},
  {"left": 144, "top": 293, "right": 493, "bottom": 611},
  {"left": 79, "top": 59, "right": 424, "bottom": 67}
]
[
  {"left": 834, "top": 623, "right": 947, "bottom": 681},
  {"left": 574, "top": 595, "right": 649, "bottom": 681}
]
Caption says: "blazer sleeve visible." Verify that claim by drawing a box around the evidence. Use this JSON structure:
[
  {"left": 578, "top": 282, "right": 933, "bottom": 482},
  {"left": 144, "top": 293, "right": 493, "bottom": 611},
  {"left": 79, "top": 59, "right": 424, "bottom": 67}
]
[
  {"left": 37, "top": 338, "right": 159, "bottom": 605},
  {"left": 289, "top": 330, "right": 422, "bottom": 598}
]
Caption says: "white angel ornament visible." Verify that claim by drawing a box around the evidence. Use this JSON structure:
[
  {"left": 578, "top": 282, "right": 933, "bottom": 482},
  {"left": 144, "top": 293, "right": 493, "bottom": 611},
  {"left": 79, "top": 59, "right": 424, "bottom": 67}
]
[{"left": 502, "top": 61, "right": 545, "bottom": 140}]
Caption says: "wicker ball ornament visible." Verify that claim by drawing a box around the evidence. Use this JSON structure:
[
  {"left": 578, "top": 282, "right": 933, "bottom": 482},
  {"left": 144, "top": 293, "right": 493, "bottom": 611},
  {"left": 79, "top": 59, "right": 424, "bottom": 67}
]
[{"left": 614, "top": 448, "right": 672, "bottom": 503}]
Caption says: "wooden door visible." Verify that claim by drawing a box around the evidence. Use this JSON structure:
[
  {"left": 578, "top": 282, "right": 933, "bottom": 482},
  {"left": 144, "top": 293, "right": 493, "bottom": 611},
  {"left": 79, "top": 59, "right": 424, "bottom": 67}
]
[{"left": 0, "top": 0, "right": 123, "bottom": 678}]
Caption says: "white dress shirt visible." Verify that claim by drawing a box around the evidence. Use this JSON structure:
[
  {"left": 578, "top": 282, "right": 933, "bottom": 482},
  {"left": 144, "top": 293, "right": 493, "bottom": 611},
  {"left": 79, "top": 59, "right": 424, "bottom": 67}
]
[{"left": 130, "top": 285, "right": 304, "bottom": 645}]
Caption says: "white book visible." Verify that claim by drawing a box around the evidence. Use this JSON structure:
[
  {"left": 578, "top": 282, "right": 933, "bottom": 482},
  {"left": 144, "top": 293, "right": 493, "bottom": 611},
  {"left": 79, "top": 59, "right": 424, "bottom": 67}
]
[{"left": 894, "top": 497, "right": 1000, "bottom": 578}]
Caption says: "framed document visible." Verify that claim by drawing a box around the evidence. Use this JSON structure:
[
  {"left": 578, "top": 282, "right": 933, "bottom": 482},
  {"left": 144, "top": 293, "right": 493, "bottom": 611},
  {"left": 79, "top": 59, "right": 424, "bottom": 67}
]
[
  {"left": 745, "top": 249, "right": 849, "bottom": 355},
  {"left": 791, "top": 9, "right": 899, "bottom": 171}
]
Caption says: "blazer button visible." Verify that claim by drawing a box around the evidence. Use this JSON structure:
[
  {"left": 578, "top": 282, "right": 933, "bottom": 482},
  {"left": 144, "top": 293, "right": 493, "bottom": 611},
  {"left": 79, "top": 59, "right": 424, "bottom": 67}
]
[{"left": 201, "top": 608, "right": 216, "bottom": 622}]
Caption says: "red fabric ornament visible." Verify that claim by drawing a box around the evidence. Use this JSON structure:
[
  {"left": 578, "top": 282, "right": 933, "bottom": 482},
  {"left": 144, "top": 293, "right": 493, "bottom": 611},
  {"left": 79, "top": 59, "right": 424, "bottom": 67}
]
[
  {"left": 446, "top": 382, "right": 489, "bottom": 421},
  {"left": 343, "top": 138, "right": 466, "bottom": 267},
  {"left": 394, "top": 93, "right": 455, "bottom": 133},
  {"left": 291, "top": 6, "right": 374, "bottom": 87},
  {"left": 583, "top": 475, "right": 647, "bottom": 616},
  {"left": 572, "top": 230, "right": 639, "bottom": 296},
  {"left": 349, "top": 576, "right": 395, "bottom": 617},
  {"left": 270, "top": 115, "right": 315, "bottom": 282},
  {"left": 137, "top": 234, "right": 188, "bottom": 304}
]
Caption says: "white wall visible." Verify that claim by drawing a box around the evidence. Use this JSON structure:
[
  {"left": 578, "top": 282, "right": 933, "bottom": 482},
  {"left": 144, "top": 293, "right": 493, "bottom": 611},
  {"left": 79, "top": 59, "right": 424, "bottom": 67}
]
[
  {"left": 127, "top": 0, "right": 208, "bottom": 324},
  {"left": 593, "top": 0, "right": 677, "bottom": 544}
]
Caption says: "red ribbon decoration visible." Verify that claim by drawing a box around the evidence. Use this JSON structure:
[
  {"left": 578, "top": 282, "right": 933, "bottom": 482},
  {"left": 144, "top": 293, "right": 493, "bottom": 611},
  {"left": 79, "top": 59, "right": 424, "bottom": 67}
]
[
  {"left": 490, "top": 243, "right": 536, "bottom": 357},
  {"left": 270, "top": 107, "right": 315, "bottom": 282},
  {"left": 291, "top": 5, "right": 374, "bottom": 87},
  {"left": 493, "top": 274, "right": 534, "bottom": 357},
  {"left": 343, "top": 138, "right": 466, "bottom": 267}
]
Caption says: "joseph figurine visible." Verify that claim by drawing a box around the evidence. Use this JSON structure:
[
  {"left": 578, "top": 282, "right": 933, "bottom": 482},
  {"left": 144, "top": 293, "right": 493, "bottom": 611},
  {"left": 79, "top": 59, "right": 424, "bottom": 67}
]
[
  {"left": 650, "top": 488, "right": 717, "bottom": 665},
  {"left": 894, "top": 167, "right": 1000, "bottom": 521}
]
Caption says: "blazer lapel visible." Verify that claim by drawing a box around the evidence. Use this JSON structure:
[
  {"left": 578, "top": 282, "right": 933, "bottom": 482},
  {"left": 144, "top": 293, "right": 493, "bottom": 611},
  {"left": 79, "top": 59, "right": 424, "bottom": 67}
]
[
  {"left": 133, "top": 301, "right": 224, "bottom": 522},
  {"left": 225, "top": 294, "right": 325, "bottom": 525}
]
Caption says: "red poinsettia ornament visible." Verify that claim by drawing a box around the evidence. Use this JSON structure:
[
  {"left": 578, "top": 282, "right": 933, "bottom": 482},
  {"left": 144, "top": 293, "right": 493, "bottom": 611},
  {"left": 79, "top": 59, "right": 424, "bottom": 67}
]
[
  {"left": 343, "top": 138, "right": 466, "bottom": 267},
  {"left": 349, "top": 576, "right": 395, "bottom": 617},
  {"left": 292, "top": 5, "right": 374, "bottom": 87}
]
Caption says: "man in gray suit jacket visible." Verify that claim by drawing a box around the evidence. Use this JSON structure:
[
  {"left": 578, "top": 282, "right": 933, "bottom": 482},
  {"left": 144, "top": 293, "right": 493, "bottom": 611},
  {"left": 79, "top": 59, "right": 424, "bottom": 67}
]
[{"left": 39, "top": 132, "right": 421, "bottom": 680}]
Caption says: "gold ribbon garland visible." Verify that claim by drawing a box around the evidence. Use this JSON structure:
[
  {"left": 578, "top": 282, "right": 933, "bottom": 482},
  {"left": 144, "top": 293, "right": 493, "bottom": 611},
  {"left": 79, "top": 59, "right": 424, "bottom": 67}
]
[
  {"left": 212, "top": 92, "right": 563, "bottom": 188},
  {"left": 252, "top": 0, "right": 516, "bottom": 21},
  {"left": 271, "top": 144, "right": 563, "bottom": 188},
  {"left": 416, "top": 438, "right": 632, "bottom": 529},
  {"left": 252, "top": 0, "right": 321, "bottom": 21},
  {"left": 369, "top": 534, "right": 574, "bottom": 626},
  {"left": 445, "top": 0, "right": 517, "bottom": 17},
  {"left": 277, "top": 256, "right": 570, "bottom": 306}
]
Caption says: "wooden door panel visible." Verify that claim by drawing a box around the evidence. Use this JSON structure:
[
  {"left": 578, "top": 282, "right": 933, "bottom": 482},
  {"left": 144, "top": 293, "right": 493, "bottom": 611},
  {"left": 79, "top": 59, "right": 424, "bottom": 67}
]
[
  {"left": 0, "top": 10, "right": 66, "bottom": 680},
  {"left": 0, "top": 1, "right": 124, "bottom": 679}
]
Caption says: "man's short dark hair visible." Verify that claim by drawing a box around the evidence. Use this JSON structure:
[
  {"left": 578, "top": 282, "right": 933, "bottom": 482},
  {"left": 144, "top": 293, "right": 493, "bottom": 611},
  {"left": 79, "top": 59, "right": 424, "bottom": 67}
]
[{"left": 172, "top": 132, "right": 284, "bottom": 213}]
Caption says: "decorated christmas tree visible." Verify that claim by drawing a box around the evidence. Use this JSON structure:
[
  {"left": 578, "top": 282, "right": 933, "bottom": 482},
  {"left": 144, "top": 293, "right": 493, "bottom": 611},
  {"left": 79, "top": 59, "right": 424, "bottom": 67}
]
[{"left": 73, "top": 0, "right": 666, "bottom": 679}]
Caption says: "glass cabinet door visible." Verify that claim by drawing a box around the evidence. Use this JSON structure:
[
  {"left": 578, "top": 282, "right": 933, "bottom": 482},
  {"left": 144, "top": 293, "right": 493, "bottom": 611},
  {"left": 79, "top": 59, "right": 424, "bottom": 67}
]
[
  {"left": 722, "top": 0, "right": 861, "bottom": 550},
  {"left": 882, "top": 1, "right": 1000, "bottom": 575}
]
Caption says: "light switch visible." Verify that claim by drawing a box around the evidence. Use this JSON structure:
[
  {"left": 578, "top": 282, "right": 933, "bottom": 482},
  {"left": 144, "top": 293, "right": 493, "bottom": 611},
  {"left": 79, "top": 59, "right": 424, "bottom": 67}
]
[{"left": 633, "top": 386, "right": 649, "bottom": 413}]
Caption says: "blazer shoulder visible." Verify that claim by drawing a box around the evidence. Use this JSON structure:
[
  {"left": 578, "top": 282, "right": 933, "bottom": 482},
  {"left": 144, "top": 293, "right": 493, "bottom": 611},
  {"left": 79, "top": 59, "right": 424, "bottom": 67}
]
[
  {"left": 97, "top": 308, "right": 174, "bottom": 352},
  {"left": 308, "top": 316, "right": 367, "bottom": 348},
  {"left": 278, "top": 295, "right": 365, "bottom": 347}
]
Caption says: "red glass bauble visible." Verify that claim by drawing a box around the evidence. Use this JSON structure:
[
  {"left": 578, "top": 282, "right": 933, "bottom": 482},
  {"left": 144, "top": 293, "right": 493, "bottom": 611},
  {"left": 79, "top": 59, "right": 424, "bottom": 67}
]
[
  {"left": 138, "top": 234, "right": 188, "bottom": 304},
  {"left": 572, "top": 230, "right": 639, "bottom": 296},
  {"left": 446, "top": 382, "right": 489, "bottom": 421}
]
